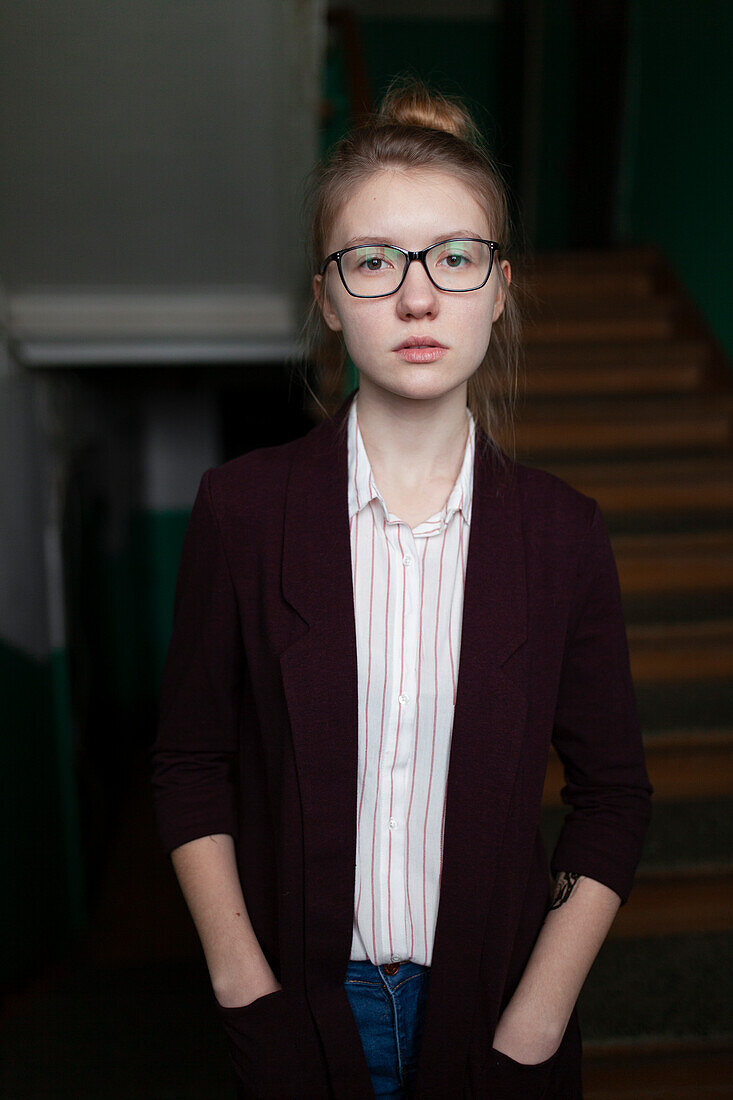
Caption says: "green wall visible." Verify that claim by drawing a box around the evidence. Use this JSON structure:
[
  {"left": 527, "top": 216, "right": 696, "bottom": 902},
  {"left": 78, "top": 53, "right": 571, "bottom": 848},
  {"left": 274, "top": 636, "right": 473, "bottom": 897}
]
[
  {"left": 359, "top": 18, "right": 501, "bottom": 144},
  {"left": 0, "top": 500, "right": 191, "bottom": 986},
  {"left": 527, "top": 0, "right": 733, "bottom": 358},
  {"left": 534, "top": 2, "right": 575, "bottom": 251},
  {"left": 135, "top": 508, "right": 191, "bottom": 696},
  {"left": 620, "top": 0, "right": 733, "bottom": 359},
  {"left": 0, "top": 639, "right": 81, "bottom": 980}
]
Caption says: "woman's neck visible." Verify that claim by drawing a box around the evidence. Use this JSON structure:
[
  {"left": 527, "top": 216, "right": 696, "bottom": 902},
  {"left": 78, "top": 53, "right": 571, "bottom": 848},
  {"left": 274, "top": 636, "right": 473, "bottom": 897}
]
[{"left": 354, "top": 383, "right": 469, "bottom": 494}]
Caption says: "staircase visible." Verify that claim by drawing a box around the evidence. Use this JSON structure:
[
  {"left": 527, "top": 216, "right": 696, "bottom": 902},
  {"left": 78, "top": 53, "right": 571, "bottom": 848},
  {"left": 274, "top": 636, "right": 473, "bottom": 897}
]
[
  {"left": 2, "top": 244, "right": 730, "bottom": 1099},
  {"left": 530, "top": 246, "right": 733, "bottom": 1097}
]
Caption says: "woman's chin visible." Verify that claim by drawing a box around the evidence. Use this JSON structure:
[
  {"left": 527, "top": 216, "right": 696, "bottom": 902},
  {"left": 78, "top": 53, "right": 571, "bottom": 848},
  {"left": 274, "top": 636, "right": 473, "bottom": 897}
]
[{"left": 359, "top": 370, "right": 473, "bottom": 404}]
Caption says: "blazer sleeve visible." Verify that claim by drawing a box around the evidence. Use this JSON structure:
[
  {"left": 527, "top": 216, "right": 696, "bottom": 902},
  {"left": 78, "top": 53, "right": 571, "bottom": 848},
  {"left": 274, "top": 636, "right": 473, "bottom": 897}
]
[
  {"left": 549, "top": 498, "right": 654, "bottom": 906},
  {"left": 150, "top": 467, "right": 243, "bottom": 856}
]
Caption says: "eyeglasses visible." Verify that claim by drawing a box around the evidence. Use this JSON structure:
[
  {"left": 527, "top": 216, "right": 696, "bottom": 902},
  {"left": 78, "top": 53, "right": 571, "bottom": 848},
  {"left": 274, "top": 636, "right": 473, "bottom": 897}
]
[{"left": 319, "top": 237, "right": 501, "bottom": 298}]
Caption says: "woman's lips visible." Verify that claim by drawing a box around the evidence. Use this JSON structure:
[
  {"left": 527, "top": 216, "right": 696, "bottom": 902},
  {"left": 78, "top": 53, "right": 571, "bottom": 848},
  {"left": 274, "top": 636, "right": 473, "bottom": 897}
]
[{"left": 395, "top": 346, "right": 448, "bottom": 363}]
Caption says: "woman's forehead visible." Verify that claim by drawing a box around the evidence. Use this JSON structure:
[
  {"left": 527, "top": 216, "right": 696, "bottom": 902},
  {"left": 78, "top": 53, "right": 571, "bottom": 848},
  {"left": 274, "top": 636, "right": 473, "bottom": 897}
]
[{"left": 330, "top": 167, "right": 491, "bottom": 246}]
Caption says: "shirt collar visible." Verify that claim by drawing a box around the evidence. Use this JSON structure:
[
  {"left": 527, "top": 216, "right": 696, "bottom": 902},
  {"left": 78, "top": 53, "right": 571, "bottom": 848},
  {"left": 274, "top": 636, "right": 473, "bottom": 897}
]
[{"left": 347, "top": 391, "right": 475, "bottom": 531}]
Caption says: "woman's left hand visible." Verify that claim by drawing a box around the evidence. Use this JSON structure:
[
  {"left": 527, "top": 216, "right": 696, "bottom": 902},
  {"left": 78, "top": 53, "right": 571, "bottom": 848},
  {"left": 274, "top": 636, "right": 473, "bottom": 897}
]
[{"left": 491, "top": 1003, "right": 563, "bottom": 1065}]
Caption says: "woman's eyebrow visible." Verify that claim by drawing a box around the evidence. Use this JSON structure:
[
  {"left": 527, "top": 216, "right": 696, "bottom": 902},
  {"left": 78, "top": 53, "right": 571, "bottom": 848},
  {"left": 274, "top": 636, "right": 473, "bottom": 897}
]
[{"left": 341, "top": 229, "right": 484, "bottom": 248}]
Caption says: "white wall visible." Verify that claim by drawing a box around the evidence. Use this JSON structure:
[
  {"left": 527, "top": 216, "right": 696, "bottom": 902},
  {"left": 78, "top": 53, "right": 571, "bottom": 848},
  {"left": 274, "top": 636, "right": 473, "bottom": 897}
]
[
  {"left": 0, "top": 1, "right": 325, "bottom": 309},
  {"left": 0, "top": 364, "right": 52, "bottom": 656},
  {"left": 346, "top": 0, "right": 499, "bottom": 17},
  {"left": 0, "top": 0, "right": 327, "bottom": 650}
]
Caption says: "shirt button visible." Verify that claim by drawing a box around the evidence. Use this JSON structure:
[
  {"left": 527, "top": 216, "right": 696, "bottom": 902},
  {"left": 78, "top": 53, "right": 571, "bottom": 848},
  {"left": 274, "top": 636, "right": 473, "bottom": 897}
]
[
  {"left": 398, "top": 693, "right": 409, "bottom": 705},
  {"left": 388, "top": 818, "right": 397, "bottom": 829},
  {"left": 403, "top": 555, "right": 412, "bottom": 566},
  {"left": 391, "top": 954, "right": 401, "bottom": 963}
]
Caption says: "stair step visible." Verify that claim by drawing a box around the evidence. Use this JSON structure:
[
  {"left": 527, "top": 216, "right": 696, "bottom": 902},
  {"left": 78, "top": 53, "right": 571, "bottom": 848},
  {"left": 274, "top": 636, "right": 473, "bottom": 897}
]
[
  {"left": 524, "top": 339, "right": 709, "bottom": 370},
  {"left": 610, "top": 867, "right": 733, "bottom": 939},
  {"left": 636, "top": 796, "right": 733, "bottom": 871},
  {"left": 545, "top": 729, "right": 733, "bottom": 803},
  {"left": 524, "top": 299, "right": 676, "bottom": 343},
  {"left": 542, "top": 456, "right": 733, "bottom": 517},
  {"left": 541, "top": 797, "right": 733, "bottom": 880},
  {"left": 522, "top": 359, "right": 707, "bottom": 397},
  {"left": 532, "top": 245, "right": 662, "bottom": 277},
  {"left": 582, "top": 1037, "right": 733, "bottom": 1099},
  {"left": 612, "top": 531, "right": 733, "bottom": 595},
  {"left": 623, "top": 592, "right": 733, "bottom": 628},
  {"left": 575, "top": 929, "right": 733, "bottom": 1043},
  {"left": 638, "top": 729, "right": 733, "bottom": 800},
  {"left": 529, "top": 269, "right": 658, "bottom": 301},
  {"left": 635, "top": 679, "right": 733, "bottom": 733},
  {"left": 524, "top": 246, "right": 733, "bottom": 1077},
  {"left": 628, "top": 619, "right": 733, "bottom": 683},
  {"left": 513, "top": 395, "right": 733, "bottom": 456},
  {"left": 520, "top": 339, "right": 711, "bottom": 395}
]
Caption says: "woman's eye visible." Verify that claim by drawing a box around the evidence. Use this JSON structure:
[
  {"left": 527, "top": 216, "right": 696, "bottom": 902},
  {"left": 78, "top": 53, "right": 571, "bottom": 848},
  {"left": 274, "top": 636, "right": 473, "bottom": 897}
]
[
  {"left": 441, "top": 253, "right": 470, "bottom": 267},
  {"left": 359, "top": 254, "right": 389, "bottom": 271}
]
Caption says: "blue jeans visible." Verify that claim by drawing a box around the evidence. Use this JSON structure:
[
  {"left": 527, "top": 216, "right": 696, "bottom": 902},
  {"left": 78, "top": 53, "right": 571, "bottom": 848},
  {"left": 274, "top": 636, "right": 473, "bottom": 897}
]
[{"left": 344, "top": 960, "right": 430, "bottom": 1098}]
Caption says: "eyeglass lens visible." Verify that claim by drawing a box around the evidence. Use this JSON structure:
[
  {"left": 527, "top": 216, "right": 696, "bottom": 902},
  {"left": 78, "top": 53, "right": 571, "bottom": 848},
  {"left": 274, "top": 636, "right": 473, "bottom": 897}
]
[{"left": 339, "top": 239, "right": 493, "bottom": 296}]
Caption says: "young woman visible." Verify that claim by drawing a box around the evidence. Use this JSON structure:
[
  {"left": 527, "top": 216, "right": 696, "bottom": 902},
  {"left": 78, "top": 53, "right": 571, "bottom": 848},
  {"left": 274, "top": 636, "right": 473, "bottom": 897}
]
[{"left": 151, "top": 77, "right": 654, "bottom": 1099}]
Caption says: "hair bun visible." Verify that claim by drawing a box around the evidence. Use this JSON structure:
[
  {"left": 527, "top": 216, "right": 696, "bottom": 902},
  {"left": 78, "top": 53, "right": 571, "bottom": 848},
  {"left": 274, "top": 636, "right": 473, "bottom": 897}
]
[{"left": 375, "top": 75, "right": 478, "bottom": 144}]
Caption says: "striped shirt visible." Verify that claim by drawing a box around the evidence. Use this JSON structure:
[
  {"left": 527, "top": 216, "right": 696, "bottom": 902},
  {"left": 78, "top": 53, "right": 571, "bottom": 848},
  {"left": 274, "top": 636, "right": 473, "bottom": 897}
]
[{"left": 347, "top": 392, "right": 476, "bottom": 967}]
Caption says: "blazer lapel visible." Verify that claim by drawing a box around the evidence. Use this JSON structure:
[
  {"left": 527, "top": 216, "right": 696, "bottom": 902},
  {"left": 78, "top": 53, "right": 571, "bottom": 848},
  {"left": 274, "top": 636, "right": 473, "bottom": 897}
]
[
  {"left": 279, "top": 390, "right": 361, "bottom": 985},
  {"left": 279, "top": 388, "right": 529, "bottom": 1094},
  {"left": 279, "top": 390, "right": 376, "bottom": 1096},
  {"left": 415, "top": 428, "right": 529, "bottom": 1095}
]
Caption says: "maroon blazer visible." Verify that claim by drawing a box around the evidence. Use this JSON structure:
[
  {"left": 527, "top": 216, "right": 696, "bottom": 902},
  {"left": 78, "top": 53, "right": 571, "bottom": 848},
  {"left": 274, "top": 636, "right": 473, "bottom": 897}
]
[{"left": 151, "top": 386, "right": 653, "bottom": 1098}]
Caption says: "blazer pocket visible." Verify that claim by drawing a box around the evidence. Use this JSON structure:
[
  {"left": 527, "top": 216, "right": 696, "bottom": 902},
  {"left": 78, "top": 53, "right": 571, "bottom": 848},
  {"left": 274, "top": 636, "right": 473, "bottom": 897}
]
[
  {"left": 489, "top": 1042, "right": 561, "bottom": 1068},
  {"left": 486, "top": 1044, "right": 560, "bottom": 1099},
  {"left": 216, "top": 988, "right": 286, "bottom": 1024},
  {"left": 486, "top": 1012, "right": 573, "bottom": 1100},
  {"left": 215, "top": 990, "right": 329, "bottom": 1099}
]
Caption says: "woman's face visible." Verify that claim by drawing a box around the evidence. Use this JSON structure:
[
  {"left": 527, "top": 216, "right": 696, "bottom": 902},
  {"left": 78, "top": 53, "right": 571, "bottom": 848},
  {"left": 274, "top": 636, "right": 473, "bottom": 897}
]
[{"left": 313, "top": 167, "right": 511, "bottom": 405}]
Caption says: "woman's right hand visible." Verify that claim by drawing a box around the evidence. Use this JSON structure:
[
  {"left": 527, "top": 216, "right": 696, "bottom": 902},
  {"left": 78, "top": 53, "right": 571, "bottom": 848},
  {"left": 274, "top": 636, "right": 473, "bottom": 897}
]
[
  {"left": 214, "top": 974, "right": 282, "bottom": 1011},
  {"left": 214, "top": 987, "right": 329, "bottom": 1099}
]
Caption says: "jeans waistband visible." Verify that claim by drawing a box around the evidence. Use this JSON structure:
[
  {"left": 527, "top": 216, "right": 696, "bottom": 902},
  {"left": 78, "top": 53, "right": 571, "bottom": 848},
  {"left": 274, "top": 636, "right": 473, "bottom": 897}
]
[{"left": 346, "top": 959, "right": 430, "bottom": 982}]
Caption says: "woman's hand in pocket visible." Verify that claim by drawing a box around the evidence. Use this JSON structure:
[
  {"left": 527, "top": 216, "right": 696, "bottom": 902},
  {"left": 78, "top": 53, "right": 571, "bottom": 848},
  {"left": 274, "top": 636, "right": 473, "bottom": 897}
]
[
  {"left": 491, "top": 1003, "right": 563, "bottom": 1065},
  {"left": 214, "top": 988, "right": 329, "bottom": 1099},
  {"left": 487, "top": 1005, "right": 567, "bottom": 1098},
  {"left": 214, "top": 976, "right": 282, "bottom": 1011}
]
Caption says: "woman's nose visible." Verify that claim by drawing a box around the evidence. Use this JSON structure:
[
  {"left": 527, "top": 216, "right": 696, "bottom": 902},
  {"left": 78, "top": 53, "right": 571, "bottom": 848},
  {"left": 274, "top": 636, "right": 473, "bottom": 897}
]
[{"left": 396, "top": 258, "right": 439, "bottom": 316}]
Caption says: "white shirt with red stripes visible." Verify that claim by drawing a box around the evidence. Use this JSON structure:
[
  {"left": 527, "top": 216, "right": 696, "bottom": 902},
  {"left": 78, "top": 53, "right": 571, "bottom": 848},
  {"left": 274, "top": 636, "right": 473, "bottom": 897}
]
[{"left": 347, "top": 391, "right": 476, "bottom": 967}]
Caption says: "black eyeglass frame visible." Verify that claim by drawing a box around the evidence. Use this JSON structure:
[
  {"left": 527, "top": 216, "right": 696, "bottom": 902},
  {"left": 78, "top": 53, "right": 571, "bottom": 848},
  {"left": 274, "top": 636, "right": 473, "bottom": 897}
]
[{"left": 319, "top": 237, "right": 501, "bottom": 298}]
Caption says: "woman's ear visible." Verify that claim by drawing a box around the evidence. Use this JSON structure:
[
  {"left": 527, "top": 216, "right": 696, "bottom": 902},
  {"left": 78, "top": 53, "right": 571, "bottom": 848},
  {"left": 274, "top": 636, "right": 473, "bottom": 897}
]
[
  {"left": 492, "top": 259, "right": 512, "bottom": 322},
  {"left": 313, "top": 273, "right": 343, "bottom": 333}
]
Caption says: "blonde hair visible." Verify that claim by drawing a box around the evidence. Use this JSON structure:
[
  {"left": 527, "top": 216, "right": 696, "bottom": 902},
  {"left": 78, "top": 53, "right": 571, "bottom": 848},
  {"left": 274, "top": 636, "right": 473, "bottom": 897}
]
[{"left": 297, "top": 74, "right": 524, "bottom": 464}]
